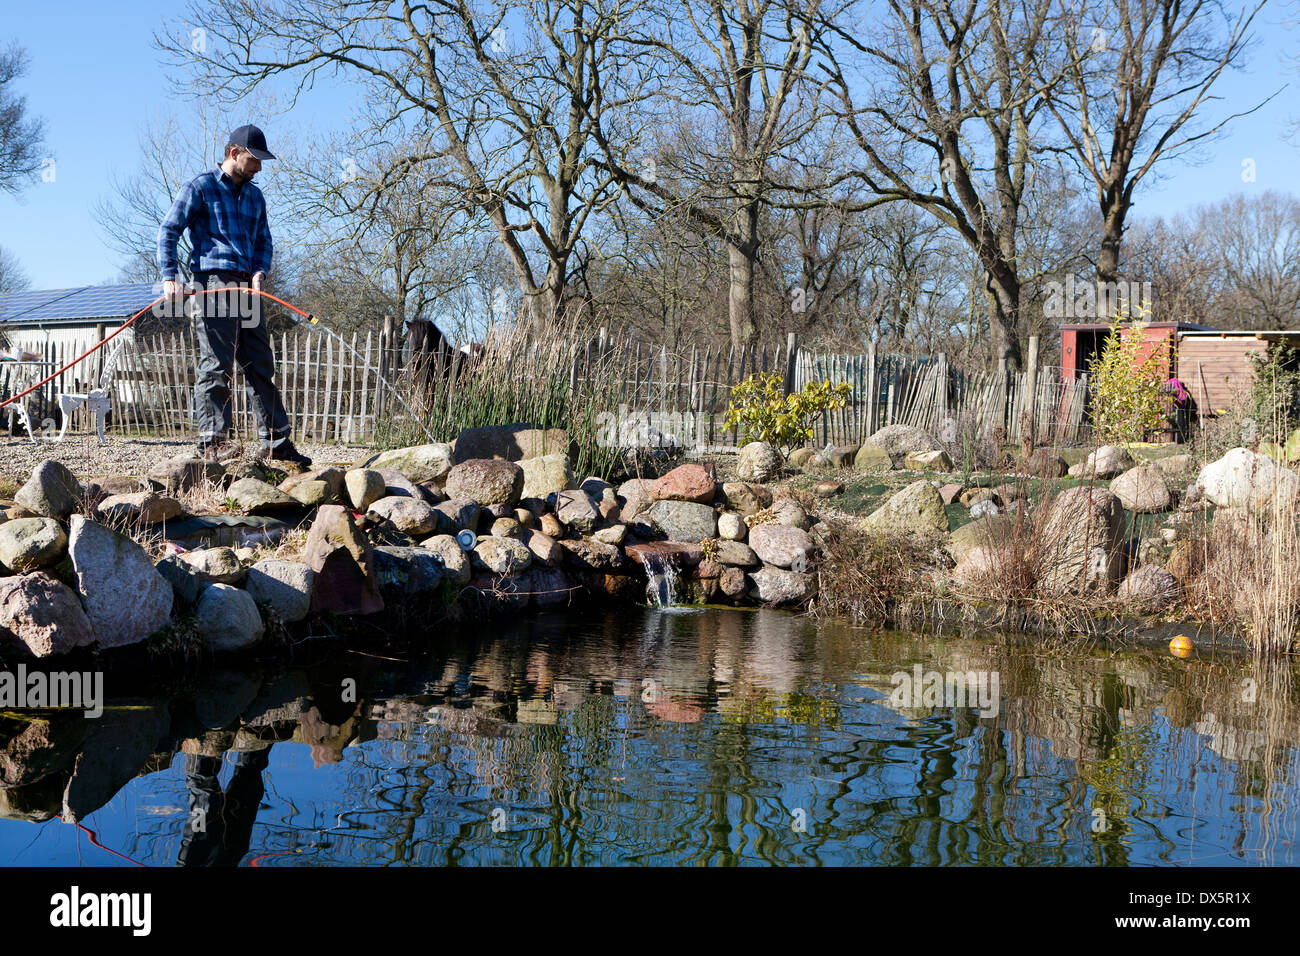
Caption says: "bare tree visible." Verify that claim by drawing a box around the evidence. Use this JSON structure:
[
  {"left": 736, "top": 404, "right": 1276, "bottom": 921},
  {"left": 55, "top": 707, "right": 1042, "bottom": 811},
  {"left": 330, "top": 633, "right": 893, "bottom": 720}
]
[
  {"left": 0, "top": 244, "right": 31, "bottom": 293},
  {"left": 820, "top": 0, "right": 1071, "bottom": 370},
  {"left": 1044, "top": 0, "right": 1269, "bottom": 284},
  {"left": 161, "top": 0, "right": 648, "bottom": 327},
  {"left": 0, "top": 42, "right": 48, "bottom": 195}
]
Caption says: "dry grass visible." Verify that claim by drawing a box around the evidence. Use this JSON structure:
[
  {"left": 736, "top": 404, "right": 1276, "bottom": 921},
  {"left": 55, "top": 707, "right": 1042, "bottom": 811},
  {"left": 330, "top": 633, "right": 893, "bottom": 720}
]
[{"left": 812, "top": 522, "right": 936, "bottom": 623}]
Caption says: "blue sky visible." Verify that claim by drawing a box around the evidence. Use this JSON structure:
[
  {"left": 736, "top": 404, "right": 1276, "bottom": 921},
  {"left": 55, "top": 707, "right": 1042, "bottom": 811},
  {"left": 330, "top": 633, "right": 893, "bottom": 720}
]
[{"left": 1, "top": 0, "right": 1298, "bottom": 291}]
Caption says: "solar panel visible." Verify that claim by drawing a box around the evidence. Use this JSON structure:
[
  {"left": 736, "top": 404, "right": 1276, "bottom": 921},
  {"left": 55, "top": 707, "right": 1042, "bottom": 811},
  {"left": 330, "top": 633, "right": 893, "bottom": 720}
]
[{"left": 0, "top": 283, "right": 161, "bottom": 325}]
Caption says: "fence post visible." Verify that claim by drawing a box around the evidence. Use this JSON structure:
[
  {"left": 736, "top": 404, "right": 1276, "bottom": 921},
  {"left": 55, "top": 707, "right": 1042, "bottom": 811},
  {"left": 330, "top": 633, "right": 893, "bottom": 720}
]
[
  {"left": 1024, "top": 334, "right": 1039, "bottom": 447},
  {"left": 866, "top": 340, "right": 878, "bottom": 434},
  {"left": 783, "top": 332, "right": 798, "bottom": 396}
]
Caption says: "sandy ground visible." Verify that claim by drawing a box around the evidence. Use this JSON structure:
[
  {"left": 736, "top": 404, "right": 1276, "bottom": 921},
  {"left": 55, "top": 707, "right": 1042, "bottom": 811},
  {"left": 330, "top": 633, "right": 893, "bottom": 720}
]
[{"left": 0, "top": 433, "right": 374, "bottom": 483}]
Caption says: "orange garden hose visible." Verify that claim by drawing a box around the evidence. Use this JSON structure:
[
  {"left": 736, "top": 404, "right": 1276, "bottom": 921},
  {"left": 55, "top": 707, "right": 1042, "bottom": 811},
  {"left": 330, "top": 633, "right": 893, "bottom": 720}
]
[{"left": 0, "top": 285, "right": 319, "bottom": 410}]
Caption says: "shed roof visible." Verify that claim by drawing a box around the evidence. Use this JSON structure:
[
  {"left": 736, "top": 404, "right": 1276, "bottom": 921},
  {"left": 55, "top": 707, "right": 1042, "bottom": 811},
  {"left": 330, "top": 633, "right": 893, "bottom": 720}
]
[
  {"left": 1058, "top": 321, "right": 1216, "bottom": 332},
  {"left": 0, "top": 283, "right": 159, "bottom": 327},
  {"left": 1179, "top": 329, "right": 1300, "bottom": 340}
]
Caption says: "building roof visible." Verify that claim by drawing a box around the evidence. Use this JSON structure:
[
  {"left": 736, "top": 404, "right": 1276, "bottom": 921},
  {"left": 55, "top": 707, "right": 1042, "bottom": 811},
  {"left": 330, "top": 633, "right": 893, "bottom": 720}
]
[
  {"left": 1179, "top": 329, "right": 1300, "bottom": 340},
  {"left": 1057, "top": 321, "right": 1216, "bottom": 332},
  {"left": 0, "top": 283, "right": 159, "bottom": 327}
]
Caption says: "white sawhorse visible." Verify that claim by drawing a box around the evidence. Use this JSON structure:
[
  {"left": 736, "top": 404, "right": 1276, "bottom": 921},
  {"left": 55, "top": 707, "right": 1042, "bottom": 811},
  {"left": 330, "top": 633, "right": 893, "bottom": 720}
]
[{"left": 54, "top": 341, "right": 128, "bottom": 446}]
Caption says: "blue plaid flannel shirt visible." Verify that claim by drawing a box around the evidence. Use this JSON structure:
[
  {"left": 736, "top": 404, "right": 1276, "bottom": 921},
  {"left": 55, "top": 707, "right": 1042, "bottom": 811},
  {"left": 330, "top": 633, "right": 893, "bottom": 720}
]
[{"left": 156, "top": 167, "right": 273, "bottom": 280}]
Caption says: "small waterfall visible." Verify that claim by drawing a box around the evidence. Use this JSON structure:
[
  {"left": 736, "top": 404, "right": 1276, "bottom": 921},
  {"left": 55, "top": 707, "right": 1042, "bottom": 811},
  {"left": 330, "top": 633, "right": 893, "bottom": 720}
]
[{"left": 643, "top": 554, "right": 681, "bottom": 607}]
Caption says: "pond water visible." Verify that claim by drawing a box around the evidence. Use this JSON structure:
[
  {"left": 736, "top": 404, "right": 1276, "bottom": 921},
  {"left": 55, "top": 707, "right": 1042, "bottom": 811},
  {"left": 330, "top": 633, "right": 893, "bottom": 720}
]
[{"left": 0, "top": 606, "right": 1296, "bottom": 866}]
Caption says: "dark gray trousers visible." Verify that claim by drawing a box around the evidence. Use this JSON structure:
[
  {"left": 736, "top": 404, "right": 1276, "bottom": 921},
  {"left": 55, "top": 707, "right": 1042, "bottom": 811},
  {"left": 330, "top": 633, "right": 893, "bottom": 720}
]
[{"left": 192, "top": 271, "right": 291, "bottom": 447}]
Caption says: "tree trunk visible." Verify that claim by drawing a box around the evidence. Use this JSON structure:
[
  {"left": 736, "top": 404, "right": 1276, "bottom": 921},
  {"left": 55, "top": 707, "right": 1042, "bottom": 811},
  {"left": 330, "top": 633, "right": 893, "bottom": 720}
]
[
  {"left": 1096, "top": 192, "right": 1129, "bottom": 287},
  {"left": 985, "top": 270, "right": 1024, "bottom": 372},
  {"left": 727, "top": 242, "right": 757, "bottom": 348}
]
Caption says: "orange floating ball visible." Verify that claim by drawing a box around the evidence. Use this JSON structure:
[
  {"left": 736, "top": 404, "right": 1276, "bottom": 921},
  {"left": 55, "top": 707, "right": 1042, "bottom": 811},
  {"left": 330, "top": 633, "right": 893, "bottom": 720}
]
[{"left": 1169, "top": 635, "right": 1194, "bottom": 658}]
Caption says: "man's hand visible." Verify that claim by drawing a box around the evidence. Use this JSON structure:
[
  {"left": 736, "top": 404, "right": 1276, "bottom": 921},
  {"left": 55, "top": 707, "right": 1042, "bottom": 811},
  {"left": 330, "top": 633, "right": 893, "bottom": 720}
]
[
  {"left": 163, "top": 279, "right": 181, "bottom": 299},
  {"left": 251, "top": 272, "right": 265, "bottom": 292}
]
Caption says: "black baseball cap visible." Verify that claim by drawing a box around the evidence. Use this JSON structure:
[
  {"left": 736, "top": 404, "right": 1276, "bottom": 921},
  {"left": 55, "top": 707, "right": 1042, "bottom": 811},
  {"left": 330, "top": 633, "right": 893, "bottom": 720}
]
[{"left": 228, "top": 125, "right": 276, "bottom": 160}]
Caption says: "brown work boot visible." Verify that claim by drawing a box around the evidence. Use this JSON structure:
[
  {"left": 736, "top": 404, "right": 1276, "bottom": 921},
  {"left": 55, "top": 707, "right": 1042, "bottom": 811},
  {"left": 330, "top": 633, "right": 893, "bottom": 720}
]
[
  {"left": 262, "top": 439, "right": 312, "bottom": 469},
  {"left": 198, "top": 439, "right": 241, "bottom": 463}
]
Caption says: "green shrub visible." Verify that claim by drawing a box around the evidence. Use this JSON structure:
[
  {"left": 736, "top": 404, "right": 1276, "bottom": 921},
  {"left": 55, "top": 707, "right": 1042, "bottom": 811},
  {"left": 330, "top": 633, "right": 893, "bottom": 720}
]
[
  {"left": 1087, "top": 311, "right": 1170, "bottom": 444},
  {"left": 1247, "top": 343, "right": 1300, "bottom": 446},
  {"left": 723, "top": 371, "right": 850, "bottom": 455}
]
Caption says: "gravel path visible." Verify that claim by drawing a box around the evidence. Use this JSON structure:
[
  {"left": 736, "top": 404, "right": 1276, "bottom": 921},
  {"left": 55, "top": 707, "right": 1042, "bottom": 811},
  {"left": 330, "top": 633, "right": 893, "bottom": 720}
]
[{"left": 0, "top": 433, "right": 375, "bottom": 483}]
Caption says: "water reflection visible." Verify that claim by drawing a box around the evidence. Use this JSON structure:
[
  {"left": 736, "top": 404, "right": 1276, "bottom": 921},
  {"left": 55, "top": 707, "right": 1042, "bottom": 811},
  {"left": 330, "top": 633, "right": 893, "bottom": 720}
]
[{"left": 0, "top": 608, "right": 1297, "bottom": 866}]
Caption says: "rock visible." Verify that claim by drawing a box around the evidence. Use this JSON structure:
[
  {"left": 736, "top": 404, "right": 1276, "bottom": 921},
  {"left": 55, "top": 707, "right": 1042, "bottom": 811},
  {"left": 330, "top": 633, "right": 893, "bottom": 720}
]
[
  {"left": 946, "top": 514, "right": 1018, "bottom": 563},
  {"left": 717, "top": 512, "right": 747, "bottom": 541},
  {"left": 539, "top": 513, "right": 564, "bottom": 539},
  {"left": 287, "top": 479, "right": 331, "bottom": 507},
  {"left": 0, "top": 518, "right": 67, "bottom": 572},
  {"left": 95, "top": 491, "right": 182, "bottom": 525},
  {"left": 60, "top": 703, "right": 171, "bottom": 823},
  {"left": 418, "top": 534, "right": 472, "bottom": 585},
  {"left": 178, "top": 546, "right": 245, "bottom": 585},
  {"left": 853, "top": 444, "right": 893, "bottom": 472},
  {"left": 581, "top": 478, "right": 621, "bottom": 521},
  {"left": 88, "top": 476, "right": 149, "bottom": 498},
  {"left": 714, "top": 540, "right": 759, "bottom": 567},
  {"left": 952, "top": 546, "right": 1014, "bottom": 588},
  {"left": 367, "top": 495, "right": 440, "bottom": 536},
  {"left": 226, "top": 460, "right": 288, "bottom": 487},
  {"left": 244, "top": 560, "right": 316, "bottom": 622},
  {"left": 345, "top": 469, "right": 387, "bottom": 511},
  {"left": 1160, "top": 527, "right": 1178, "bottom": 545},
  {"left": 864, "top": 424, "right": 943, "bottom": 467},
  {"left": 719, "top": 567, "right": 747, "bottom": 599},
  {"left": 364, "top": 443, "right": 454, "bottom": 483},
  {"left": 1165, "top": 541, "right": 1194, "bottom": 581},
  {"left": 736, "top": 442, "right": 782, "bottom": 482},
  {"left": 301, "top": 505, "right": 384, "bottom": 616},
  {"left": 1021, "top": 449, "right": 1068, "bottom": 478},
  {"left": 68, "top": 517, "right": 173, "bottom": 648},
  {"left": 646, "top": 500, "right": 717, "bottom": 543},
  {"left": 227, "top": 477, "right": 301, "bottom": 516},
  {"left": 519, "top": 454, "right": 574, "bottom": 499},
  {"left": 652, "top": 464, "right": 715, "bottom": 503},
  {"left": 471, "top": 536, "right": 533, "bottom": 574},
  {"left": 1196, "top": 448, "right": 1300, "bottom": 510},
  {"left": 372, "top": 546, "right": 457, "bottom": 597},
  {"left": 520, "top": 529, "right": 563, "bottom": 567},
  {"left": 788, "top": 448, "right": 817, "bottom": 468},
  {"left": 1154, "top": 455, "right": 1197, "bottom": 479},
  {"left": 1037, "top": 487, "right": 1126, "bottom": 594},
  {"left": 453, "top": 424, "right": 567, "bottom": 463},
  {"left": 0, "top": 573, "right": 96, "bottom": 657},
  {"left": 748, "top": 523, "right": 814, "bottom": 570},
  {"left": 15, "top": 460, "right": 84, "bottom": 519},
  {"left": 1068, "top": 445, "right": 1136, "bottom": 479},
  {"left": 746, "top": 566, "right": 816, "bottom": 605},
  {"left": 514, "top": 507, "right": 536, "bottom": 529},
  {"left": 992, "top": 483, "right": 1025, "bottom": 504},
  {"left": 558, "top": 537, "right": 627, "bottom": 571},
  {"left": 959, "top": 487, "right": 998, "bottom": 507},
  {"left": 820, "top": 445, "right": 856, "bottom": 468},
  {"left": 771, "top": 497, "right": 811, "bottom": 530},
  {"left": 445, "top": 459, "right": 524, "bottom": 506},
  {"left": 155, "top": 555, "right": 206, "bottom": 606},
  {"left": 554, "top": 489, "right": 600, "bottom": 532},
  {"left": 280, "top": 467, "right": 344, "bottom": 498},
  {"left": 938, "top": 483, "right": 964, "bottom": 505},
  {"left": 969, "top": 499, "right": 999, "bottom": 518},
  {"left": 1117, "top": 565, "right": 1180, "bottom": 611},
  {"left": 148, "top": 455, "right": 226, "bottom": 494},
  {"left": 194, "top": 583, "right": 264, "bottom": 652},
  {"left": 860, "top": 480, "right": 949, "bottom": 538},
  {"left": 904, "top": 449, "right": 953, "bottom": 471},
  {"left": 1109, "top": 464, "right": 1171, "bottom": 513},
  {"left": 617, "top": 478, "right": 658, "bottom": 520},
  {"left": 521, "top": 566, "right": 575, "bottom": 609},
  {"left": 719, "top": 481, "right": 772, "bottom": 516},
  {"left": 592, "top": 524, "right": 627, "bottom": 546},
  {"left": 433, "top": 498, "right": 480, "bottom": 533},
  {"left": 815, "top": 480, "right": 844, "bottom": 498},
  {"left": 491, "top": 516, "right": 522, "bottom": 538}
]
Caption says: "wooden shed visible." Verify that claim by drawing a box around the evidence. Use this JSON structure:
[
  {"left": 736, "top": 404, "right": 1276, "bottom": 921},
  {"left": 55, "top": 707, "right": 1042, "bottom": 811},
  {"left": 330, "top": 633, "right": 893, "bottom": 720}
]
[
  {"left": 1176, "top": 330, "right": 1300, "bottom": 415},
  {"left": 1059, "top": 321, "right": 1211, "bottom": 381}
]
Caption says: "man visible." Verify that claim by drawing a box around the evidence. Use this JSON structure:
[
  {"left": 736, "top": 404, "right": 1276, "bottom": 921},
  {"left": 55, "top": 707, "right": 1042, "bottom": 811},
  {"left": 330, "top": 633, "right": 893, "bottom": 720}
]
[{"left": 157, "top": 124, "right": 311, "bottom": 467}]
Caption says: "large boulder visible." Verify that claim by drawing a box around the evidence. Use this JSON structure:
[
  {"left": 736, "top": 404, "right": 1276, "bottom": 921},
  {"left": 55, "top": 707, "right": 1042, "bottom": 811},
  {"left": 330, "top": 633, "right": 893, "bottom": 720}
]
[
  {"left": 301, "top": 505, "right": 384, "bottom": 616},
  {"left": 719, "top": 481, "right": 773, "bottom": 516},
  {"left": 419, "top": 534, "right": 472, "bottom": 585},
  {"left": 1109, "top": 464, "right": 1171, "bottom": 513},
  {"left": 95, "top": 491, "right": 183, "bottom": 526},
  {"left": 453, "top": 424, "right": 568, "bottom": 464},
  {"left": 1068, "top": 445, "right": 1136, "bottom": 479},
  {"left": 345, "top": 469, "right": 387, "bottom": 511},
  {"left": 864, "top": 424, "right": 943, "bottom": 467},
  {"left": 1196, "top": 448, "right": 1300, "bottom": 510},
  {"left": 178, "top": 547, "right": 245, "bottom": 585},
  {"left": 432, "top": 498, "right": 480, "bottom": 533},
  {"left": 853, "top": 444, "right": 892, "bottom": 472},
  {"left": 366, "top": 495, "right": 439, "bottom": 537},
  {"left": 0, "top": 518, "right": 67, "bottom": 572},
  {"left": 714, "top": 540, "right": 760, "bottom": 567},
  {"left": 746, "top": 567, "right": 816, "bottom": 605},
  {"left": 519, "top": 529, "right": 563, "bottom": 567},
  {"left": 617, "top": 479, "right": 658, "bottom": 521},
  {"left": 15, "top": 460, "right": 84, "bottom": 519},
  {"left": 1036, "top": 487, "right": 1126, "bottom": 594},
  {"left": 554, "top": 489, "right": 600, "bottom": 533},
  {"left": 717, "top": 512, "right": 747, "bottom": 541},
  {"left": 748, "top": 524, "right": 815, "bottom": 570},
  {"left": 519, "top": 454, "right": 574, "bottom": 499},
  {"left": 558, "top": 537, "right": 627, "bottom": 572},
  {"left": 946, "top": 514, "right": 1018, "bottom": 564},
  {"left": 0, "top": 573, "right": 97, "bottom": 657},
  {"left": 1021, "top": 449, "right": 1068, "bottom": 478},
  {"left": 735, "top": 442, "right": 782, "bottom": 483},
  {"left": 904, "top": 449, "right": 953, "bottom": 472},
  {"left": 471, "top": 536, "right": 533, "bottom": 575},
  {"left": 194, "top": 583, "right": 264, "bottom": 652},
  {"left": 244, "top": 560, "right": 316, "bottom": 623},
  {"left": 364, "top": 443, "right": 454, "bottom": 484},
  {"left": 373, "top": 546, "right": 457, "bottom": 597},
  {"left": 860, "top": 480, "right": 949, "bottom": 538},
  {"left": 521, "top": 566, "right": 575, "bottom": 609},
  {"left": 1117, "top": 565, "right": 1180, "bottom": 612},
  {"left": 147, "top": 455, "right": 226, "bottom": 494},
  {"left": 652, "top": 464, "right": 715, "bottom": 503},
  {"left": 646, "top": 500, "right": 717, "bottom": 543},
  {"left": 227, "top": 477, "right": 301, "bottom": 516},
  {"left": 771, "top": 497, "right": 811, "bottom": 530},
  {"left": 444, "top": 459, "right": 524, "bottom": 506},
  {"left": 67, "top": 517, "right": 173, "bottom": 648}
]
